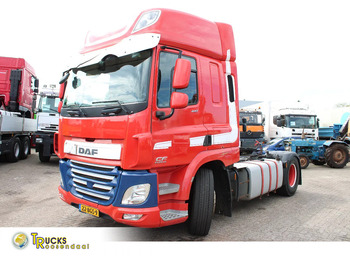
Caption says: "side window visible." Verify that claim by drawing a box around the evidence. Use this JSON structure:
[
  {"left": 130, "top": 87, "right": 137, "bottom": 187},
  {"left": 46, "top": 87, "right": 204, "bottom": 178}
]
[{"left": 157, "top": 52, "right": 198, "bottom": 108}]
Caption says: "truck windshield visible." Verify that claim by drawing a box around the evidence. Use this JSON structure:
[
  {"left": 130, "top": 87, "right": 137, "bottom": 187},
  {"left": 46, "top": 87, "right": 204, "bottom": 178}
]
[
  {"left": 62, "top": 50, "right": 152, "bottom": 111},
  {"left": 285, "top": 115, "right": 317, "bottom": 129},
  {"left": 239, "top": 112, "right": 263, "bottom": 125},
  {"left": 39, "top": 96, "right": 60, "bottom": 113}
]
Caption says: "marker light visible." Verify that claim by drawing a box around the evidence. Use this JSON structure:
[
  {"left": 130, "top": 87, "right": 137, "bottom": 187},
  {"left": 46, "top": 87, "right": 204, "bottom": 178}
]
[
  {"left": 122, "top": 184, "right": 151, "bottom": 205},
  {"left": 132, "top": 10, "right": 161, "bottom": 33}
]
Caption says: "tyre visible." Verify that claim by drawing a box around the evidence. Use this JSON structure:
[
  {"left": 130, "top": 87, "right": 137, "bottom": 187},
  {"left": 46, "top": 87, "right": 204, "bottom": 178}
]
[
  {"left": 19, "top": 136, "right": 30, "bottom": 159},
  {"left": 325, "top": 144, "right": 349, "bottom": 168},
  {"left": 311, "top": 160, "right": 325, "bottom": 166},
  {"left": 277, "top": 156, "right": 300, "bottom": 196},
  {"left": 39, "top": 149, "right": 51, "bottom": 162},
  {"left": 188, "top": 168, "right": 214, "bottom": 236},
  {"left": 6, "top": 137, "right": 21, "bottom": 162},
  {"left": 298, "top": 154, "right": 310, "bottom": 169}
]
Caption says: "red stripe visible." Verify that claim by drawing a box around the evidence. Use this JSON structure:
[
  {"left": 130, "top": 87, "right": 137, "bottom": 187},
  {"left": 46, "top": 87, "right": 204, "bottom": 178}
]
[
  {"left": 265, "top": 159, "right": 279, "bottom": 190},
  {"left": 263, "top": 161, "right": 272, "bottom": 192}
]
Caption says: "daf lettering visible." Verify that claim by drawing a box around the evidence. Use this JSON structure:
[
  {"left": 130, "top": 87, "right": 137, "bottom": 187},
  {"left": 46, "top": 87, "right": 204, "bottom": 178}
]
[{"left": 78, "top": 147, "right": 98, "bottom": 156}]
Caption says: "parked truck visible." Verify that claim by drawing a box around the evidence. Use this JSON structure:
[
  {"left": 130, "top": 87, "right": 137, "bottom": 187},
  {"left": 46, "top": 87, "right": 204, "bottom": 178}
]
[
  {"left": 34, "top": 85, "right": 59, "bottom": 162},
  {"left": 239, "top": 109, "right": 265, "bottom": 154},
  {"left": 0, "top": 56, "right": 39, "bottom": 162},
  {"left": 55, "top": 9, "right": 301, "bottom": 236},
  {"left": 263, "top": 101, "right": 319, "bottom": 142}
]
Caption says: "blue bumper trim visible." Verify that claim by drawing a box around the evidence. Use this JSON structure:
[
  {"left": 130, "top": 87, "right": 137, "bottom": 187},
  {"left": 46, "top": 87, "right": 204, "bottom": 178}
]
[{"left": 59, "top": 159, "right": 158, "bottom": 208}]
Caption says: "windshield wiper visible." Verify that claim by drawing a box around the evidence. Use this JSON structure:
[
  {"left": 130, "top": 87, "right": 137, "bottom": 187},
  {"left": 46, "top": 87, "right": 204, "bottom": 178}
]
[
  {"left": 92, "top": 100, "right": 133, "bottom": 115},
  {"left": 65, "top": 104, "right": 88, "bottom": 117}
]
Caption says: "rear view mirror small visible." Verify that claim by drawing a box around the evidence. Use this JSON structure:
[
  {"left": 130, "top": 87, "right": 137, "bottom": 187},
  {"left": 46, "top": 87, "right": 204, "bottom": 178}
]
[{"left": 170, "top": 92, "right": 188, "bottom": 109}]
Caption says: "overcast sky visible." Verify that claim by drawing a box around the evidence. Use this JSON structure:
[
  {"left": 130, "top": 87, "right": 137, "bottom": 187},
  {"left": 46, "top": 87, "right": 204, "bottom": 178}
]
[{"left": 1, "top": 0, "right": 350, "bottom": 118}]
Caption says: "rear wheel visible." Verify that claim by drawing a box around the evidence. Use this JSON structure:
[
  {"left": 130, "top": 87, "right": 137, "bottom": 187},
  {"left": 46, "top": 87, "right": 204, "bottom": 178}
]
[
  {"left": 325, "top": 144, "right": 349, "bottom": 168},
  {"left": 19, "top": 136, "right": 30, "bottom": 159},
  {"left": 6, "top": 137, "right": 21, "bottom": 162},
  {"left": 277, "top": 157, "right": 300, "bottom": 196},
  {"left": 188, "top": 168, "right": 214, "bottom": 236},
  {"left": 298, "top": 154, "right": 309, "bottom": 169}
]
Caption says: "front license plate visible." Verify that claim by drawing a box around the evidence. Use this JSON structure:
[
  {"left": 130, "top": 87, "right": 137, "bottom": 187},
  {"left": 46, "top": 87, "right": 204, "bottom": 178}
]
[{"left": 79, "top": 204, "right": 99, "bottom": 217}]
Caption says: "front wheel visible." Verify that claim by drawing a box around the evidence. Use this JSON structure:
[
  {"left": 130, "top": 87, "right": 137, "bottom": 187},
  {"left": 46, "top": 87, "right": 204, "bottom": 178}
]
[
  {"left": 188, "top": 168, "right": 214, "bottom": 236},
  {"left": 39, "top": 149, "right": 51, "bottom": 162},
  {"left": 277, "top": 156, "right": 300, "bottom": 196},
  {"left": 299, "top": 154, "right": 310, "bottom": 169}
]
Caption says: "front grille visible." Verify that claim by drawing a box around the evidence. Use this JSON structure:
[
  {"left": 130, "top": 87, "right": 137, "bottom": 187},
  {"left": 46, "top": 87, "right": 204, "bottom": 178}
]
[
  {"left": 39, "top": 124, "right": 59, "bottom": 132},
  {"left": 67, "top": 160, "right": 119, "bottom": 205},
  {"left": 292, "top": 133, "right": 316, "bottom": 138}
]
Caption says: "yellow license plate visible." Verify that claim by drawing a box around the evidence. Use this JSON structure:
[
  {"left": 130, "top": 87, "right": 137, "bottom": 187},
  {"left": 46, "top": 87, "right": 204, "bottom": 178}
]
[{"left": 80, "top": 204, "right": 99, "bottom": 217}]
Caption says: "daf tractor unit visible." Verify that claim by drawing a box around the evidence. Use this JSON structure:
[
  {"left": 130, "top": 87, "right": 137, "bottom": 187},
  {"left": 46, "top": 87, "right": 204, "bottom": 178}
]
[
  {"left": 0, "top": 56, "right": 39, "bottom": 162},
  {"left": 55, "top": 9, "right": 302, "bottom": 236},
  {"left": 34, "top": 85, "right": 59, "bottom": 162}
]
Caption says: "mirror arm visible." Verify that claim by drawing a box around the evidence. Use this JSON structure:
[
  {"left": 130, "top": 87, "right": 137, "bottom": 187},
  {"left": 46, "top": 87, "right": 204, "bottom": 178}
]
[{"left": 156, "top": 109, "right": 175, "bottom": 120}]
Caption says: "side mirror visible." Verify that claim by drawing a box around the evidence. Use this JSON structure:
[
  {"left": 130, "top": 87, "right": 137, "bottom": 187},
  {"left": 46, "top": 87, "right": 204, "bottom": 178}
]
[
  {"left": 276, "top": 119, "right": 285, "bottom": 127},
  {"left": 59, "top": 83, "right": 66, "bottom": 99},
  {"left": 170, "top": 92, "right": 188, "bottom": 109},
  {"left": 34, "top": 79, "right": 39, "bottom": 88},
  {"left": 173, "top": 58, "right": 191, "bottom": 89},
  {"left": 242, "top": 117, "right": 247, "bottom": 132},
  {"left": 273, "top": 115, "right": 279, "bottom": 125},
  {"left": 59, "top": 73, "right": 70, "bottom": 85},
  {"left": 156, "top": 92, "right": 188, "bottom": 120}
]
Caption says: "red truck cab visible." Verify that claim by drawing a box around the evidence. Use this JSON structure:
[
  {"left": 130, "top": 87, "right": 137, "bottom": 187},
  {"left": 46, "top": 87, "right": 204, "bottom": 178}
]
[
  {"left": 56, "top": 9, "right": 301, "bottom": 236},
  {"left": 0, "top": 57, "right": 38, "bottom": 117}
]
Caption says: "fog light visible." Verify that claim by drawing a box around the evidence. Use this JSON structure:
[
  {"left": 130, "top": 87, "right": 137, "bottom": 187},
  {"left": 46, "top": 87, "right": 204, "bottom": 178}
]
[
  {"left": 123, "top": 214, "right": 143, "bottom": 221},
  {"left": 122, "top": 184, "right": 150, "bottom": 205}
]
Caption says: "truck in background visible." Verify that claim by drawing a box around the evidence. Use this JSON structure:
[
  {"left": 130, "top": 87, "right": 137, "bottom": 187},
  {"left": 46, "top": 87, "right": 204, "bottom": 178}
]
[
  {"left": 55, "top": 8, "right": 301, "bottom": 236},
  {"left": 34, "top": 85, "right": 59, "bottom": 162},
  {"left": 0, "top": 56, "right": 39, "bottom": 162},
  {"left": 239, "top": 109, "right": 265, "bottom": 154},
  {"left": 263, "top": 101, "right": 319, "bottom": 142}
]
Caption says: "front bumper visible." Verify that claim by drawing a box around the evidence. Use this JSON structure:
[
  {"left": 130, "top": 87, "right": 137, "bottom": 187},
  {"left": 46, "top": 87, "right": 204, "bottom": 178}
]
[
  {"left": 58, "top": 186, "right": 163, "bottom": 227},
  {"left": 58, "top": 159, "right": 188, "bottom": 228}
]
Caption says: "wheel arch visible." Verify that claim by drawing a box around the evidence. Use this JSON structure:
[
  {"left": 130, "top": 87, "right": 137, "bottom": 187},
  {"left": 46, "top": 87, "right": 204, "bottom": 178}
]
[
  {"left": 178, "top": 148, "right": 238, "bottom": 202},
  {"left": 267, "top": 151, "right": 302, "bottom": 186}
]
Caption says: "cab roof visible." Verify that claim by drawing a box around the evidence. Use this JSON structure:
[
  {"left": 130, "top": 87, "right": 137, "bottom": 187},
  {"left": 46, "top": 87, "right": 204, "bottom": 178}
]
[{"left": 81, "top": 8, "right": 236, "bottom": 62}]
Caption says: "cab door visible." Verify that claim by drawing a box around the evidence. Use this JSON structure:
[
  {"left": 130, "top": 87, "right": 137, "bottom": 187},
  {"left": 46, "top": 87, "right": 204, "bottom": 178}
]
[{"left": 151, "top": 49, "right": 207, "bottom": 168}]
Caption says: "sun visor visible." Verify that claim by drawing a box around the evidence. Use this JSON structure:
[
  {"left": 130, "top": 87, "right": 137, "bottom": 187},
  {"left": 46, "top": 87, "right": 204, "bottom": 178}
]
[{"left": 69, "top": 33, "right": 160, "bottom": 69}]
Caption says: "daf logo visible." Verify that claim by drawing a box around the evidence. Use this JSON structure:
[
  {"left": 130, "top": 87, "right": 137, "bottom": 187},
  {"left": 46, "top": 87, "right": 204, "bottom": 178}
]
[{"left": 78, "top": 147, "right": 98, "bottom": 156}]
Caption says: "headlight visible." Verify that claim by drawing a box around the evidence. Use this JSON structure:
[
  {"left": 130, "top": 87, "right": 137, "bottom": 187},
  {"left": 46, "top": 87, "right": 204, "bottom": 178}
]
[
  {"left": 132, "top": 10, "right": 161, "bottom": 33},
  {"left": 122, "top": 184, "right": 151, "bottom": 205},
  {"left": 36, "top": 138, "right": 43, "bottom": 143}
]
